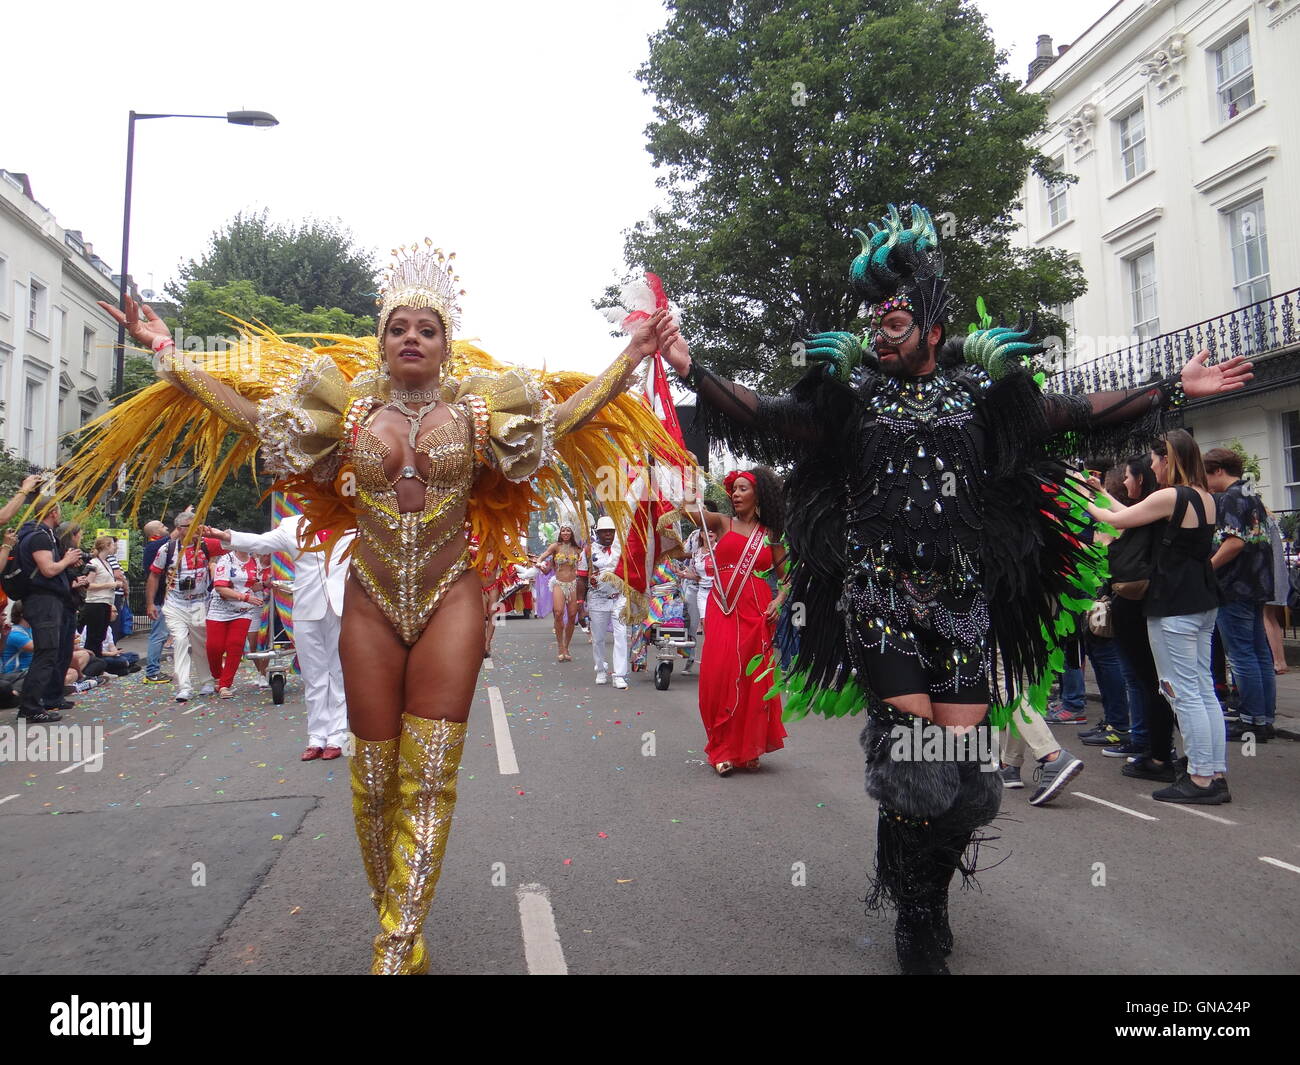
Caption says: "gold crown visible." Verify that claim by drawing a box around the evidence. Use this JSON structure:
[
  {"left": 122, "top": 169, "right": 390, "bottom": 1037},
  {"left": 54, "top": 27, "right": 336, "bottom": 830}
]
[{"left": 376, "top": 237, "right": 466, "bottom": 338}]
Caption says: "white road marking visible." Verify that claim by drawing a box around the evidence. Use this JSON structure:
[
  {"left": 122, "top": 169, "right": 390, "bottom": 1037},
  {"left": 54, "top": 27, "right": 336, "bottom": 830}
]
[
  {"left": 106, "top": 724, "right": 132, "bottom": 736},
  {"left": 487, "top": 686, "right": 519, "bottom": 775},
  {"left": 1259, "top": 856, "right": 1300, "bottom": 876},
  {"left": 483, "top": 657, "right": 494, "bottom": 670},
  {"left": 129, "top": 723, "right": 166, "bottom": 741},
  {"left": 180, "top": 705, "right": 199, "bottom": 715},
  {"left": 0, "top": 794, "right": 19, "bottom": 806},
  {"left": 57, "top": 753, "right": 104, "bottom": 774},
  {"left": 1071, "top": 791, "right": 1159, "bottom": 821},
  {"left": 516, "top": 883, "right": 567, "bottom": 975},
  {"left": 1140, "top": 795, "right": 1238, "bottom": 825}
]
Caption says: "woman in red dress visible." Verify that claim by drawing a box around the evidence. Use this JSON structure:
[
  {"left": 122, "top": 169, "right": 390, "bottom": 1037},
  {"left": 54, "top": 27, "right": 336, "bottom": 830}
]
[{"left": 695, "top": 468, "right": 789, "bottom": 775}]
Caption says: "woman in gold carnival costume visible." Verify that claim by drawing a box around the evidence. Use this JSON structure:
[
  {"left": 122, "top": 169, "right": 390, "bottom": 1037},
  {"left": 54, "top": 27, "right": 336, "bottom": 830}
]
[{"left": 82, "top": 241, "right": 685, "bottom": 973}]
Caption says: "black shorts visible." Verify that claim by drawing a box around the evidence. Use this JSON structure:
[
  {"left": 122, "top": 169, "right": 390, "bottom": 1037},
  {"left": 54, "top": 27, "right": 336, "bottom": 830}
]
[{"left": 846, "top": 584, "right": 990, "bottom": 705}]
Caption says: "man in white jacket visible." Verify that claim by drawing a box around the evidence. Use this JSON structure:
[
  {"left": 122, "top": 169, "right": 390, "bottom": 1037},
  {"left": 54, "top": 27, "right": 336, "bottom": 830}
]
[{"left": 205, "top": 515, "right": 352, "bottom": 761}]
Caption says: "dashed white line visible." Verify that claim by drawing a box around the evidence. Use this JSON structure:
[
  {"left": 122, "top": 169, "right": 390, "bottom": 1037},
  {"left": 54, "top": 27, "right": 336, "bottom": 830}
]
[
  {"left": 106, "top": 724, "right": 132, "bottom": 736},
  {"left": 1140, "top": 795, "right": 1238, "bottom": 825},
  {"left": 516, "top": 883, "right": 567, "bottom": 975},
  {"left": 1071, "top": 791, "right": 1159, "bottom": 821},
  {"left": 0, "top": 794, "right": 19, "bottom": 806},
  {"left": 180, "top": 705, "right": 199, "bottom": 715},
  {"left": 483, "top": 657, "right": 495, "bottom": 670},
  {"left": 57, "top": 753, "right": 104, "bottom": 774},
  {"left": 129, "top": 723, "right": 166, "bottom": 741},
  {"left": 487, "top": 686, "right": 519, "bottom": 776},
  {"left": 1259, "top": 856, "right": 1300, "bottom": 876}
]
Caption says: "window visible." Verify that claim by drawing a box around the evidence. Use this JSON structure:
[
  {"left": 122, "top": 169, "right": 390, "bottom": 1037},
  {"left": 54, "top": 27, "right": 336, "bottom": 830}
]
[
  {"left": 1214, "top": 30, "right": 1255, "bottom": 122},
  {"left": 1228, "top": 197, "right": 1270, "bottom": 307},
  {"left": 1284, "top": 411, "right": 1300, "bottom": 511},
  {"left": 0, "top": 255, "right": 9, "bottom": 316},
  {"left": 83, "top": 327, "right": 95, "bottom": 370},
  {"left": 28, "top": 279, "right": 48, "bottom": 334},
  {"left": 1045, "top": 155, "right": 1069, "bottom": 228},
  {"left": 1117, "top": 105, "right": 1147, "bottom": 182},
  {"left": 1048, "top": 301, "right": 1076, "bottom": 360},
  {"left": 23, "top": 378, "right": 43, "bottom": 460},
  {"left": 1128, "top": 249, "right": 1159, "bottom": 340}
]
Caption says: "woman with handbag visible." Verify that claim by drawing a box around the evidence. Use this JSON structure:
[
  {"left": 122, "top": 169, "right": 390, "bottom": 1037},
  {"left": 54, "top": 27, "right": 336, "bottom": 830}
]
[{"left": 1083, "top": 431, "right": 1227, "bottom": 804}]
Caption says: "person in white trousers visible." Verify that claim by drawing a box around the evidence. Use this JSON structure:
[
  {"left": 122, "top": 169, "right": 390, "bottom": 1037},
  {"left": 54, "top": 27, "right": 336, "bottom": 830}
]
[
  {"left": 586, "top": 516, "right": 629, "bottom": 690},
  {"left": 208, "top": 514, "right": 353, "bottom": 761},
  {"left": 145, "top": 511, "right": 216, "bottom": 702}
]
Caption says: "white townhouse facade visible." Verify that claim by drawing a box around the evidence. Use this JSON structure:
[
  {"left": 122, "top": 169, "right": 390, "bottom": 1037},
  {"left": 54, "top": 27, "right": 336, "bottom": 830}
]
[
  {"left": 1015, "top": 0, "right": 1300, "bottom": 512},
  {"left": 0, "top": 169, "right": 120, "bottom": 470}
]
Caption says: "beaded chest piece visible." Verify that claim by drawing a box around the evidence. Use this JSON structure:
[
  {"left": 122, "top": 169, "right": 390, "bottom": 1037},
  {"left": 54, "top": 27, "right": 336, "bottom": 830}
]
[{"left": 343, "top": 399, "right": 477, "bottom": 645}]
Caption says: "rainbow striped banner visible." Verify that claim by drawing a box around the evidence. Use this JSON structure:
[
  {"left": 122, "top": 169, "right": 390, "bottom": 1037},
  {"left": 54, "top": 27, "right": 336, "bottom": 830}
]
[{"left": 269, "top": 491, "right": 300, "bottom": 673}]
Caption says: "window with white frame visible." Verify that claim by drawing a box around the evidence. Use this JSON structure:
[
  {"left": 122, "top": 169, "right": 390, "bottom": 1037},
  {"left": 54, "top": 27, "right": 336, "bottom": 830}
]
[
  {"left": 1048, "top": 301, "right": 1076, "bottom": 359},
  {"left": 0, "top": 255, "right": 9, "bottom": 316},
  {"left": 1117, "top": 104, "right": 1147, "bottom": 182},
  {"left": 1227, "top": 197, "right": 1270, "bottom": 307},
  {"left": 23, "top": 378, "right": 43, "bottom": 460},
  {"left": 28, "top": 279, "right": 48, "bottom": 334},
  {"left": 1128, "top": 249, "right": 1159, "bottom": 340},
  {"left": 1284, "top": 410, "right": 1300, "bottom": 511},
  {"left": 1214, "top": 29, "right": 1255, "bottom": 122},
  {"left": 1045, "top": 155, "right": 1069, "bottom": 228},
  {"left": 82, "top": 326, "right": 95, "bottom": 370},
  {"left": 0, "top": 343, "right": 10, "bottom": 407}
]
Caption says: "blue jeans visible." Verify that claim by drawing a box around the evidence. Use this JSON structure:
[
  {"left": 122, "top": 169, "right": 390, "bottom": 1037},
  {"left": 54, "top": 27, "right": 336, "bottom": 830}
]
[
  {"left": 1147, "top": 610, "right": 1227, "bottom": 777},
  {"left": 1085, "top": 636, "right": 1133, "bottom": 730},
  {"left": 1215, "top": 600, "right": 1276, "bottom": 725},
  {"left": 146, "top": 611, "right": 168, "bottom": 678},
  {"left": 1060, "top": 664, "right": 1086, "bottom": 711}
]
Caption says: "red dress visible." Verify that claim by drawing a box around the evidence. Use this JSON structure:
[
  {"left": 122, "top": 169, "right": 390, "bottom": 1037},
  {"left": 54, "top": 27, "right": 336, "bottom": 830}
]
[{"left": 698, "top": 524, "right": 787, "bottom": 766}]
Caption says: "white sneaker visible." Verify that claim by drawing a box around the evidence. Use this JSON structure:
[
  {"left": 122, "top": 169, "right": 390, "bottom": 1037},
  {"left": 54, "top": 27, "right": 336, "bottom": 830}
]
[
  {"left": 199, "top": 682, "right": 215, "bottom": 696},
  {"left": 252, "top": 674, "right": 271, "bottom": 688},
  {"left": 612, "top": 677, "right": 628, "bottom": 690},
  {"left": 175, "top": 689, "right": 192, "bottom": 702},
  {"left": 595, "top": 672, "right": 608, "bottom": 685}
]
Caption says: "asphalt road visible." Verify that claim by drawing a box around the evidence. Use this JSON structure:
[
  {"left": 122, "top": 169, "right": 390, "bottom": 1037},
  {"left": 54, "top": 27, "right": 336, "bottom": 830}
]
[{"left": 2, "top": 618, "right": 1297, "bottom": 975}]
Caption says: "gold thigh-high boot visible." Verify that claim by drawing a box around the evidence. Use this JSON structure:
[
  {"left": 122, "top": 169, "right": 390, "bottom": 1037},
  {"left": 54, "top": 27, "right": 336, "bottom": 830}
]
[
  {"left": 350, "top": 736, "right": 400, "bottom": 916},
  {"left": 372, "top": 714, "right": 466, "bottom": 975}
]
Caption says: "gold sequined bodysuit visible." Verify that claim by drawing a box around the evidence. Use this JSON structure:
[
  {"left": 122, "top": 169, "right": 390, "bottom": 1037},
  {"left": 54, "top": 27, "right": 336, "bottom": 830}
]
[{"left": 346, "top": 403, "right": 478, "bottom": 645}]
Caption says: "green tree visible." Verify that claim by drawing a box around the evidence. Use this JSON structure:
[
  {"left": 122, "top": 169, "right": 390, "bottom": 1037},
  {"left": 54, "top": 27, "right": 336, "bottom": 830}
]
[
  {"left": 621, "top": 0, "right": 1085, "bottom": 387},
  {"left": 169, "top": 279, "right": 374, "bottom": 342},
  {"left": 168, "top": 210, "right": 380, "bottom": 320}
]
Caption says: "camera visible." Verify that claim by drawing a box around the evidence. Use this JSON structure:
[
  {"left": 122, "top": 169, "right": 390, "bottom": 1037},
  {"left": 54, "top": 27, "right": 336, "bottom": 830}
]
[{"left": 178, "top": 575, "right": 196, "bottom": 592}]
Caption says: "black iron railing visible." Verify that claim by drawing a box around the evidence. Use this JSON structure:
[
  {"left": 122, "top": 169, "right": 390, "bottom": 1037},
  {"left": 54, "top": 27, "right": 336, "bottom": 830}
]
[{"left": 1050, "top": 288, "right": 1299, "bottom": 394}]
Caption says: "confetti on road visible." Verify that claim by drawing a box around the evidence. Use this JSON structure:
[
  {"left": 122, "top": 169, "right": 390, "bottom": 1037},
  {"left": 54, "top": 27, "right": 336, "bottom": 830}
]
[
  {"left": 597, "top": 832, "right": 608, "bottom": 839},
  {"left": 271, "top": 834, "right": 283, "bottom": 841},
  {"left": 816, "top": 803, "right": 826, "bottom": 808},
  {"left": 616, "top": 879, "right": 633, "bottom": 884},
  {"left": 563, "top": 859, "right": 572, "bottom": 865},
  {"left": 290, "top": 906, "right": 301, "bottom": 915}
]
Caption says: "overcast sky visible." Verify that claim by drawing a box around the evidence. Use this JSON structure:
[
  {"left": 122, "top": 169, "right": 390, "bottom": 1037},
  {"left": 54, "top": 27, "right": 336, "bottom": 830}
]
[{"left": 6, "top": 0, "right": 1107, "bottom": 375}]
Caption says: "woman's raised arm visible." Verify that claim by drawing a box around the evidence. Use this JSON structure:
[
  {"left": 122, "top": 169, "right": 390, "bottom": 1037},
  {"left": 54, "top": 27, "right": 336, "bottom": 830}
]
[{"left": 98, "top": 296, "right": 259, "bottom": 433}]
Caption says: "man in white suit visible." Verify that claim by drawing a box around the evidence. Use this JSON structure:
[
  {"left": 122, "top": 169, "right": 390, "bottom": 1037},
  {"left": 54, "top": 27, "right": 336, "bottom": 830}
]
[{"left": 204, "top": 515, "right": 352, "bottom": 761}]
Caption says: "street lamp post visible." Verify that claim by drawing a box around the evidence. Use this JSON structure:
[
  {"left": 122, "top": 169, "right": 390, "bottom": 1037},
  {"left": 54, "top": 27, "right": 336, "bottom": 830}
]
[{"left": 113, "top": 109, "right": 279, "bottom": 397}]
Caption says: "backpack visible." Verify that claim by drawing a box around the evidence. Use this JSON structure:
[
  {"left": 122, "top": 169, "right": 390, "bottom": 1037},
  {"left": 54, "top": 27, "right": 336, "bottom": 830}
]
[{"left": 0, "top": 524, "right": 47, "bottom": 600}]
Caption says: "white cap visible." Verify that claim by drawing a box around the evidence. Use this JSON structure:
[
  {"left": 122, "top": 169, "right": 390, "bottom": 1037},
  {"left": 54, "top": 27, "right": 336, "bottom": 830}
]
[{"left": 596, "top": 516, "right": 616, "bottom": 531}]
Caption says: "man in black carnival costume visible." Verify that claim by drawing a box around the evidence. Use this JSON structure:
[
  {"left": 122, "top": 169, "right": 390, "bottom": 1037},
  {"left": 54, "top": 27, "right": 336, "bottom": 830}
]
[{"left": 657, "top": 204, "right": 1252, "bottom": 974}]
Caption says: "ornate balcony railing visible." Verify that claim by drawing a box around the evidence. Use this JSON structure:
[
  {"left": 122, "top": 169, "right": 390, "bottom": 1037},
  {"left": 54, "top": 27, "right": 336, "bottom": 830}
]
[{"left": 1048, "top": 288, "right": 1299, "bottom": 395}]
